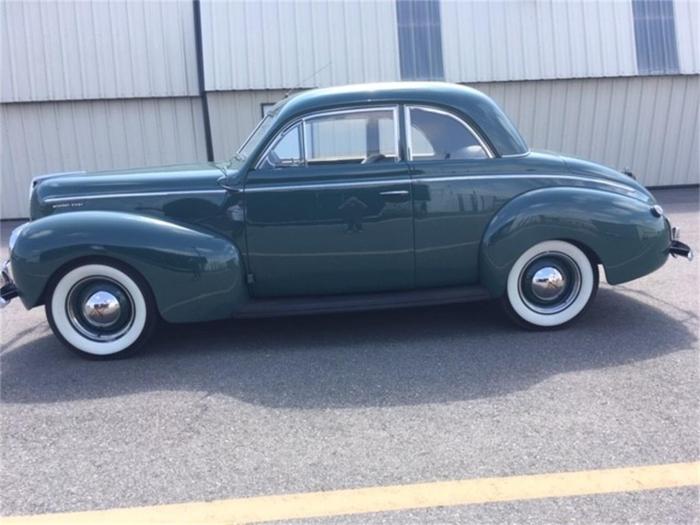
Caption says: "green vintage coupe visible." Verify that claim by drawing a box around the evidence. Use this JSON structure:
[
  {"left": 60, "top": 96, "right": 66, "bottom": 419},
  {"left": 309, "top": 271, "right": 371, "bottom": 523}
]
[{"left": 1, "top": 82, "right": 693, "bottom": 358}]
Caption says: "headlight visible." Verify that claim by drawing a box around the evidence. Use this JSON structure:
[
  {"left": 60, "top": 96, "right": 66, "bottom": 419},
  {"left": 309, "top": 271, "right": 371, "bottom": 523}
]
[{"left": 8, "top": 223, "right": 27, "bottom": 252}]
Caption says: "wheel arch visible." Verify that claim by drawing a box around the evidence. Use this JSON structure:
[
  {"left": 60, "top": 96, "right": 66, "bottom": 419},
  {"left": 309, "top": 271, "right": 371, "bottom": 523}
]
[
  {"left": 479, "top": 186, "right": 669, "bottom": 296},
  {"left": 10, "top": 211, "right": 249, "bottom": 323}
]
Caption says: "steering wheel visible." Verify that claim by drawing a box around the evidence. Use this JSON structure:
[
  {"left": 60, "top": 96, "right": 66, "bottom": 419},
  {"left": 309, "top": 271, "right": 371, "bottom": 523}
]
[{"left": 361, "top": 153, "right": 386, "bottom": 164}]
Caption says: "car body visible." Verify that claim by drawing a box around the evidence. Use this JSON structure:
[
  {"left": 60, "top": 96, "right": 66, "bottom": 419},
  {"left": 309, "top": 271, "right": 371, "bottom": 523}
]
[{"left": 1, "top": 82, "right": 693, "bottom": 358}]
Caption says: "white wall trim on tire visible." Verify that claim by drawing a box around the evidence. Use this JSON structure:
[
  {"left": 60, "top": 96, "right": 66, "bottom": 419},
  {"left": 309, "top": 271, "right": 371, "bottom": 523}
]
[
  {"left": 506, "top": 241, "right": 595, "bottom": 327},
  {"left": 50, "top": 264, "right": 147, "bottom": 355}
]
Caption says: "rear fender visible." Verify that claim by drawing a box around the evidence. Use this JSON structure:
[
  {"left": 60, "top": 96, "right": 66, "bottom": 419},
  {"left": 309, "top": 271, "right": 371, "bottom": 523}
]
[
  {"left": 10, "top": 211, "right": 247, "bottom": 323},
  {"left": 480, "top": 187, "right": 670, "bottom": 296}
]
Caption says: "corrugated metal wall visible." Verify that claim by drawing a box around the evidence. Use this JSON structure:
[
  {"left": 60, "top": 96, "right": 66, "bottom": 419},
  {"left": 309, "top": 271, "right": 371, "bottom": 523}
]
[
  {"left": 477, "top": 75, "right": 699, "bottom": 187},
  {"left": 1, "top": 97, "right": 207, "bottom": 218},
  {"left": 208, "top": 90, "right": 290, "bottom": 161},
  {"left": 0, "top": 0, "right": 207, "bottom": 218},
  {"left": 201, "top": 0, "right": 400, "bottom": 90},
  {"left": 1, "top": 0, "right": 198, "bottom": 102},
  {"left": 442, "top": 0, "right": 639, "bottom": 82}
]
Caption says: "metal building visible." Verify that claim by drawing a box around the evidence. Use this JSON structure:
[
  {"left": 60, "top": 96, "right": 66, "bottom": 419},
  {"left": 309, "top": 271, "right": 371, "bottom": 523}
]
[{"left": 1, "top": 0, "right": 698, "bottom": 219}]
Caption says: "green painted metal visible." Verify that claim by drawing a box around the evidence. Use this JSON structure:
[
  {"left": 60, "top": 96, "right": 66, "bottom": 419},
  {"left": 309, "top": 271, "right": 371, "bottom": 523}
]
[
  {"left": 245, "top": 163, "right": 414, "bottom": 296},
  {"left": 478, "top": 186, "right": 669, "bottom": 296},
  {"left": 410, "top": 152, "right": 658, "bottom": 289},
  {"left": 9, "top": 83, "right": 677, "bottom": 323},
  {"left": 11, "top": 211, "right": 247, "bottom": 323}
]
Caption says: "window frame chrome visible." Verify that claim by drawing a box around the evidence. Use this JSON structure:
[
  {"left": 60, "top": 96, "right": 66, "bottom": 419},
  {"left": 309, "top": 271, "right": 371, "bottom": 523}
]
[
  {"left": 254, "top": 105, "right": 401, "bottom": 170},
  {"left": 236, "top": 113, "right": 275, "bottom": 161},
  {"left": 255, "top": 121, "right": 306, "bottom": 170},
  {"left": 403, "top": 104, "right": 494, "bottom": 161}
]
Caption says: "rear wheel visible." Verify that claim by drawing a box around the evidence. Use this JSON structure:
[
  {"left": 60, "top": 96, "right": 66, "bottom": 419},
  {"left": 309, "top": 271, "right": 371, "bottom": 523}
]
[
  {"left": 46, "top": 262, "right": 157, "bottom": 358},
  {"left": 503, "top": 240, "right": 599, "bottom": 329}
]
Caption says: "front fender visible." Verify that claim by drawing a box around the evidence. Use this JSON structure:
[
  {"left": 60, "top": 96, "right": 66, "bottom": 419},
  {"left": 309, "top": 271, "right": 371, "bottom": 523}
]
[
  {"left": 480, "top": 187, "right": 670, "bottom": 296},
  {"left": 10, "top": 211, "right": 247, "bottom": 323}
]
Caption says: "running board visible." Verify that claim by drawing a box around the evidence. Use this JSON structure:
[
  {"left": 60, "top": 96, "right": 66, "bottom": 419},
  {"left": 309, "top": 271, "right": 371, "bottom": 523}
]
[{"left": 234, "top": 285, "right": 491, "bottom": 319}]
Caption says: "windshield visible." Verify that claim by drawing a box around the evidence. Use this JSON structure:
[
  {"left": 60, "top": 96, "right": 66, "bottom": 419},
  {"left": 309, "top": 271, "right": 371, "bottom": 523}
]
[{"left": 235, "top": 114, "right": 275, "bottom": 161}]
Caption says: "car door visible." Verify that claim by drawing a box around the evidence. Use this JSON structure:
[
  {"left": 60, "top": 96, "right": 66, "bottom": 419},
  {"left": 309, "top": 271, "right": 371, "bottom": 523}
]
[
  {"left": 244, "top": 106, "right": 415, "bottom": 297},
  {"left": 404, "top": 105, "right": 498, "bottom": 288}
]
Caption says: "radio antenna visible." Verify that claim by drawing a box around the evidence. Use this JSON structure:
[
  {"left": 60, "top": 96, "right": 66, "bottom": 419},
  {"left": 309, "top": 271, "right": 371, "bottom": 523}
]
[{"left": 285, "top": 62, "right": 331, "bottom": 98}]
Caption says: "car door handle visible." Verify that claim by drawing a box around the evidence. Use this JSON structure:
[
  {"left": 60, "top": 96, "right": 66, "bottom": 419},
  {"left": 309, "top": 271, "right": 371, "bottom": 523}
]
[
  {"left": 379, "top": 190, "right": 410, "bottom": 196},
  {"left": 379, "top": 189, "right": 410, "bottom": 203}
]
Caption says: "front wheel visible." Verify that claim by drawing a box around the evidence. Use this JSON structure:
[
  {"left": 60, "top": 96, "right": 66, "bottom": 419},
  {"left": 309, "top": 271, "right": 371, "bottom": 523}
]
[
  {"left": 503, "top": 240, "right": 599, "bottom": 329},
  {"left": 46, "top": 262, "right": 157, "bottom": 358}
]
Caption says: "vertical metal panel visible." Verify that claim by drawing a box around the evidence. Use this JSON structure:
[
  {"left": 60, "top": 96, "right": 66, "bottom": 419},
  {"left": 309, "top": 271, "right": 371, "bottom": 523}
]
[
  {"left": 632, "top": 0, "right": 680, "bottom": 74},
  {"left": 201, "top": 0, "right": 400, "bottom": 90},
  {"left": 0, "top": 0, "right": 198, "bottom": 102},
  {"left": 207, "top": 90, "right": 290, "bottom": 160},
  {"left": 1, "top": 98, "right": 207, "bottom": 218},
  {"left": 675, "top": 0, "right": 700, "bottom": 73},
  {"left": 397, "top": 0, "right": 445, "bottom": 80},
  {"left": 441, "top": 0, "right": 638, "bottom": 82},
  {"left": 475, "top": 75, "right": 699, "bottom": 187}
]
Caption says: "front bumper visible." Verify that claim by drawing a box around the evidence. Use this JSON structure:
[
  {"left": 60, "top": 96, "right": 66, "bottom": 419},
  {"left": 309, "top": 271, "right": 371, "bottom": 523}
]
[
  {"left": 669, "top": 226, "right": 693, "bottom": 261},
  {"left": 0, "top": 260, "right": 19, "bottom": 308}
]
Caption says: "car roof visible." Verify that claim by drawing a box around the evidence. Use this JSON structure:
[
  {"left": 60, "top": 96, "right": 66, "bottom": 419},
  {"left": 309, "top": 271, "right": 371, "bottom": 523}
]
[{"left": 271, "top": 82, "right": 528, "bottom": 156}]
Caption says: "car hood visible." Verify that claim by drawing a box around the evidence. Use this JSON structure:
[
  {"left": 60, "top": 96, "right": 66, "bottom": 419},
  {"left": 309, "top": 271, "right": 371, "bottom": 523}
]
[{"left": 30, "top": 161, "right": 243, "bottom": 218}]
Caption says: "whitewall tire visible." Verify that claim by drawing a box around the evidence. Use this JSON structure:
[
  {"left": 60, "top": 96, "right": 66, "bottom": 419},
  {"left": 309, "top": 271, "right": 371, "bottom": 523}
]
[
  {"left": 46, "top": 262, "right": 157, "bottom": 358},
  {"left": 503, "top": 240, "right": 599, "bottom": 329}
]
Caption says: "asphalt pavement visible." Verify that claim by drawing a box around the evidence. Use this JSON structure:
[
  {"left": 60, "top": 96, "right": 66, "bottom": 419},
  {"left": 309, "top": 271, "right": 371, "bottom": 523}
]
[{"left": 1, "top": 188, "right": 698, "bottom": 523}]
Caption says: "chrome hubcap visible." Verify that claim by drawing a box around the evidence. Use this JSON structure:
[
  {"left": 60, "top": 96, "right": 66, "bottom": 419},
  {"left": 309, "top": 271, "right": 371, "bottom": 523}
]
[
  {"left": 82, "top": 291, "right": 121, "bottom": 327},
  {"left": 518, "top": 252, "right": 582, "bottom": 315},
  {"left": 66, "top": 278, "right": 135, "bottom": 341},
  {"left": 530, "top": 267, "right": 566, "bottom": 301}
]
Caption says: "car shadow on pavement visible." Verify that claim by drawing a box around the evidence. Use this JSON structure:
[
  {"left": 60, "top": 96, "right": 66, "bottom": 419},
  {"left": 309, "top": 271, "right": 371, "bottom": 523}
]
[{"left": 1, "top": 288, "right": 696, "bottom": 408}]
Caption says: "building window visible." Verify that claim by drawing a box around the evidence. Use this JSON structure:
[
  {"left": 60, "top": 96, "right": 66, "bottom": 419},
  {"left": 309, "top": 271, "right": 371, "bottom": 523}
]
[
  {"left": 396, "top": 0, "right": 445, "bottom": 80},
  {"left": 632, "top": 0, "right": 680, "bottom": 74}
]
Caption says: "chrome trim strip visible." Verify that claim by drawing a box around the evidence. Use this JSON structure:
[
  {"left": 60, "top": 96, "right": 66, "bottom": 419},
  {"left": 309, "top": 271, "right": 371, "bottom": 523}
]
[
  {"left": 301, "top": 105, "right": 400, "bottom": 164},
  {"left": 500, "top": 151, "right": 532, "bottom": 158},
  {"left": 256, "top": 105, "right": 401, "bottom": 170},
  {"left": 405, "top": 105, "right": 495, "bottom": 160},
  {"left": 412, "top": 174, "right": 636, "bottom": 192},
  {"left": 245, "top": 178, "right": 412, "bottom": 193},
  {"left": 302, "top": 118, "right": 310, "bottom": 168},
  {"left": 235, "top": 114, "right": 270, "bottom": 159},
  {"left": 404, "top": 105, "right": 413, "bottom": 161},
  {"left": 393, "top": 106, "right": 400, "bottom": 162},
  {"left": 43, "top": 175, "right": 638, "bottom": 200},
  {"left": 245, "top": 174, "right": 638, "bottom": 194},
  {"left": 255, "top": 121, "right": 305, "bottom": 170},
  {"left": 43, "top": 189, "right": 226, "bottom": 204}
]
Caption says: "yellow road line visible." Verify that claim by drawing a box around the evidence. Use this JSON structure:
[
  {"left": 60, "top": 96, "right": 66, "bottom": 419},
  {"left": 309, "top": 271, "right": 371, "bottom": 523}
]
[{"left": 3, "top": 462, "right": 698, "bottom": 525}]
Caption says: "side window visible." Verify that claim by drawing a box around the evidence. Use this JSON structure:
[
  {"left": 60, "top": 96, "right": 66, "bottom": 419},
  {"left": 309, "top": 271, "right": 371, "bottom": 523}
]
[
  {"left": 259, "top": 124, "right": 302, "bottom": 169},
  {"left": 407, "top": 106, "right": 489, "bottom": 161},
  {"left": 304, "top": 109, "right": 398, "bottom": 165}
]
